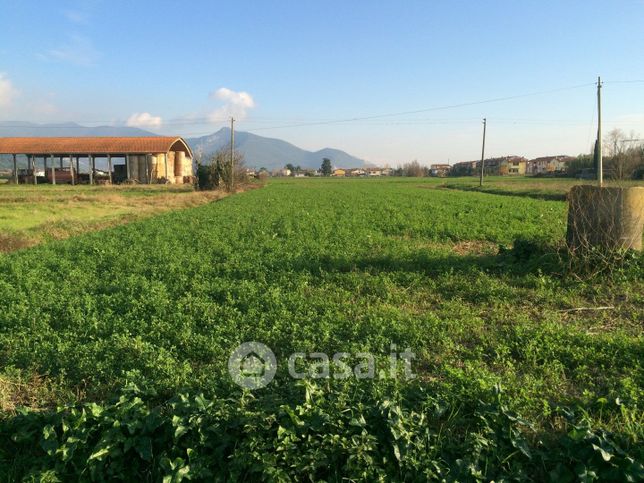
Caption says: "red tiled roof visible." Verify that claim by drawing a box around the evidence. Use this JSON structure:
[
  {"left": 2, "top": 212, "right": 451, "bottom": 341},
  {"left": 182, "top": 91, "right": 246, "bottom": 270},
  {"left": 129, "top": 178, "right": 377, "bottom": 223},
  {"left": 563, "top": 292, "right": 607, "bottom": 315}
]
[{"left": 0, "top": 137, "right": 192, "bottom": 156}]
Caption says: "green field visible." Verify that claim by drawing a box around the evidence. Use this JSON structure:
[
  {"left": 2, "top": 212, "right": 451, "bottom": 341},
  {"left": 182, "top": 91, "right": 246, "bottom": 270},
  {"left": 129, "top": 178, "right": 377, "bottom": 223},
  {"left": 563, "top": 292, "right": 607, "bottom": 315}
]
[
  {"left": 1, "top": 178, "right": 642, "bottom": 481},
  {"left": 0, "top": 184, "right": 229, "bottom": 252},
  {"left": 437, "top": 175, "right": 644, "bottom": 200}
]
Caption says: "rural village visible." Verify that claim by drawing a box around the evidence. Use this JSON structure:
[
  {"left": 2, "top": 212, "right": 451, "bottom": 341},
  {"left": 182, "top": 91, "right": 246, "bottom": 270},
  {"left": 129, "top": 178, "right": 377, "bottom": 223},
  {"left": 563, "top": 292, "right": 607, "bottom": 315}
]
[{"left": 2, "top": 150, "right": 641, "bottom": 183}]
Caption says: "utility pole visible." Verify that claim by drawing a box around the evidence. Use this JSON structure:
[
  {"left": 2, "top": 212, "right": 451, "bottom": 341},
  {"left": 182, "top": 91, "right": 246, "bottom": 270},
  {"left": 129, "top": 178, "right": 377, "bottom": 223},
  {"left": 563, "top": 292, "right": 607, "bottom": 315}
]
[
  {"left": 479, "top": 118, "right": 487, "bottom": 187},
  {"left": 596, "top": 76, "right": 603, "bottom": 187},
  {"left": 230, "top": 117, "right": 235, "bottom": 190}
]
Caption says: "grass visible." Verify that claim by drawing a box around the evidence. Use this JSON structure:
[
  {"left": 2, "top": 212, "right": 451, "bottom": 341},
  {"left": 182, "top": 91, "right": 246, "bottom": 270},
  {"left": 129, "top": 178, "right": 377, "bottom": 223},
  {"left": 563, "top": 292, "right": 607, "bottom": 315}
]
[
  {"left": 0, "top": 177, "right": 642, "bottom": 480},
  {"left": 0, "top": 184, "right": 233, "bottom": 252},
  {"left": 434, "top": 175, "right": 644, "bottom": 201}
]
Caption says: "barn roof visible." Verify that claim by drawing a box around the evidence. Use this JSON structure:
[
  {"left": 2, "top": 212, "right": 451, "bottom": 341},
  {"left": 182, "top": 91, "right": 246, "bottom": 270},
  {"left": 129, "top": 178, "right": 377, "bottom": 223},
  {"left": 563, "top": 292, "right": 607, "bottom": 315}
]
[{"left": 0, "top": 137, "right": 193, "bottom": 157}]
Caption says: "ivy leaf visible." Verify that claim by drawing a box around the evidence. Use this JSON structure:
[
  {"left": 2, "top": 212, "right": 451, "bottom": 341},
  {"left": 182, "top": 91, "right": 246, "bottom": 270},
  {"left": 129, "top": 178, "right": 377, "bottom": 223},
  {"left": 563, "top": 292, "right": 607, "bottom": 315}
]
[
  {"left": 175, "top": 425, "right": 189, "bottom": 439},
  {"left": 592, "top": 443, "right": 613, "bottom": 462},
  {"left": 40, "top": 425, "right": 58, "bottom": 456},
  {"left": 392, "top": 444, "right": 401, "bottom": 461},
  {"left": 135, "top": 436, "right": 153, "bottom": 461},
  {"left": 88, "top": 447, "right": 111, "bottom": 461}
]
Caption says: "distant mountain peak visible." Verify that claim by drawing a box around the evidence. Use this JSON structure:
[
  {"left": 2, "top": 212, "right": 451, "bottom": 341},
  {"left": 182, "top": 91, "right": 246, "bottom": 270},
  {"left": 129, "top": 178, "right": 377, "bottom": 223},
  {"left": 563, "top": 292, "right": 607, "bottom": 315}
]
[{"left": 188, "top": 128, "right": 365, "bottom": 170}]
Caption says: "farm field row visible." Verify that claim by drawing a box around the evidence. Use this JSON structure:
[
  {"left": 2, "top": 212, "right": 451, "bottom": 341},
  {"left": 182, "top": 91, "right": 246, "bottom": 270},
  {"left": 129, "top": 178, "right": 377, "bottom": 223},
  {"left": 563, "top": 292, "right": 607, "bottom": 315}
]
[
  {"left": 436, "top": 175, "right": 644, "bottom": 200},
  {"left": 0, "top": 177, "right": 642, "bottom": 480},
  {"left": 2, "top": 176, "right": 640, "bottom": 253},
  {"left": 0, "top": 184, "right": 232, "bottom": 252}
]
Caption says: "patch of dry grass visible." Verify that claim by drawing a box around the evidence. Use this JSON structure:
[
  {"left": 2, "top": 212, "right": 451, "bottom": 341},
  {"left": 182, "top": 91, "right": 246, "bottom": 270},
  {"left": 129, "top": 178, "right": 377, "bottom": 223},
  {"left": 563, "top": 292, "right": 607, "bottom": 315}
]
[
  {"left": 0, "top": 373, "right": 54, "bottom": 413},
  {"left": 0, "top": 183, "right": 261, "bottom": 253},
  {"left": 451, "top": 240, "right": 499, "bottom": 255}
]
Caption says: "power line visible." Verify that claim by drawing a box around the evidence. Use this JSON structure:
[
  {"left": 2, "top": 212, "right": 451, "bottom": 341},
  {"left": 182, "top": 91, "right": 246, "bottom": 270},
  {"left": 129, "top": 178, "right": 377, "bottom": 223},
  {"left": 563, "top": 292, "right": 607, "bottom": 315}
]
[
  {"left": 247, "top": 82, "right": 597, "bottom": 132},
  {"left": 2, "top": 116, "right": 641, "bottom": 136},
  {"left": 3, "top": 79, "right": 644, "bottom": 134},
  {"left": 0, "top": 81, "right": 598, "bottom": 131},
  {"left": 604, "top": 79, "right": 644, "bottom": 84}
]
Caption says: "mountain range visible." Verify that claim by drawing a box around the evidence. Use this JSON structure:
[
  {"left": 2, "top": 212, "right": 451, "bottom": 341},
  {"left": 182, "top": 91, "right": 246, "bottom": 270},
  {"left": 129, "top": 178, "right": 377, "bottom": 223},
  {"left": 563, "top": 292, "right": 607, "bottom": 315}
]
[
  {"left": 0, "top": 122, "right": 365, "bottom": 171},
  {"left": 187, "top": 128, "right": 364, "bottom": 170},
  {"left": 0, "top": 121, "right": 154, "bottom": 138}
]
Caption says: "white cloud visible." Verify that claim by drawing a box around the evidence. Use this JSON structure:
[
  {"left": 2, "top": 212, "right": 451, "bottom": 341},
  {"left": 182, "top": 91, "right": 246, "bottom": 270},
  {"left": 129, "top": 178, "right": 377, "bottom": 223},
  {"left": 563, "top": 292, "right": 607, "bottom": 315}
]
[
  {"left": 0, "top": 73, "right": 18, "bottom": 107},
  {"left": 0, "top": 78, "right": 60, "bottom": 121},
  {"left": 126, "top": 112, "right": 163, "bottom": 128},
  {"left": 208, "top": 87, "right": 255, "bottom": 121},
  {"left": 64, "top": 9, "right": 90, "bottom": 24},
  {"left": 48, "top": 34, "right": 99, "bottom": 65}
]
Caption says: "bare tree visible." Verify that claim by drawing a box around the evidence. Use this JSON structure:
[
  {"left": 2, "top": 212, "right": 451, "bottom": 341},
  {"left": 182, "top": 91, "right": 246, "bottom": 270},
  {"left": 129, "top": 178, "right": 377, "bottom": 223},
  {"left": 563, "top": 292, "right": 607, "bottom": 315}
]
[
  {"left": 401, "top": 160, "right": 426, "bottom": 177},
  {"left": 197, "top": 144, "right": 247, "bottom": 191},
  {"left": 194, "top": 145, "right": 205, "bottom": 168},
  {"left": 604, "top": 128, "right": 625, "bottom": 158},
  {"left": 220, "top": 143, "right": 247, "bottom": 191},
  {"left": 604, "top": 128, "right": 641, "bottom": 179}
]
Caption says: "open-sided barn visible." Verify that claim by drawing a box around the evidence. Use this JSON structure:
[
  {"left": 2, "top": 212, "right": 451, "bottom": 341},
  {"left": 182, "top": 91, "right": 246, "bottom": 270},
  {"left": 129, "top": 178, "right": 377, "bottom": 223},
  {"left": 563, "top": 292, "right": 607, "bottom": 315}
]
[{"left": 0, "top": 137, "right": 194, "bottom": 185}]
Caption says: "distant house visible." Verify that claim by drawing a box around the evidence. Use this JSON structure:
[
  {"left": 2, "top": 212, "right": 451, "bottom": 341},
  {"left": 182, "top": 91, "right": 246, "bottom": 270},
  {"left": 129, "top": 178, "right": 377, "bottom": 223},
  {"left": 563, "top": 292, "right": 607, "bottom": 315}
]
[
  {"left": 500, "top": 156, "right": 527, "bottom": 175},
  {"left": 450, "top": 156, "right": 526, "bottom": 176},
  {"left": 347, "top": 168, "right": 366, "bottom": 177},
  {"left": 270, "top": 168, "right": 291, "bottom": 177},
  {"left": 527, "top": 155, "right": 573, "bottom": 175},
  {"left": 366, "top": 168, "right": 382, "bottom": 176},
  {"left": 332, "top": 168, "right": 346, "bottom": 177},
  {"left": 430, "top": 164, "right": 451, "bottom": 177},
  {"left": 451, "top": 160, "right": 478, "bottom": 176}
]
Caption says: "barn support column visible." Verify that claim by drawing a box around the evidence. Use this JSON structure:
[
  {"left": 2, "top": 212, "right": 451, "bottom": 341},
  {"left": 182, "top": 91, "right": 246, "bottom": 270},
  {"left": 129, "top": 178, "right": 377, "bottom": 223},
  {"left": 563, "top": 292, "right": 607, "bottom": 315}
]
[
  {"left": 30, "top": 156, "right": 37, "bottom": 185},
  {"left": 107, "top": 155, "right": 113, "bottom": 184},
  {"left": 126, "top": 154, "right": 131, "bottom": 181},
  {"left": 89, "top": 155, "right": 94, "bottom": 185},
  {"left": 12, "top": 154, "right": 17, "bottom": 184},
  {"left": 144, "top": 154, "right": 150, "bottom": 184},
  {"left": 50, "top": 154, "right": 56, "bottom": 185},
  {"left": 164, "top": 153, "right": 168, "bottom": 183},
  {"left": 44, "top": 155, "right": 48, "bottom": 179},
  {"left": 148, "top": 153, "right": 157, "bottom": 183},
  {"left": 70, "top": 155, "right": 75, "bottom": 186}
]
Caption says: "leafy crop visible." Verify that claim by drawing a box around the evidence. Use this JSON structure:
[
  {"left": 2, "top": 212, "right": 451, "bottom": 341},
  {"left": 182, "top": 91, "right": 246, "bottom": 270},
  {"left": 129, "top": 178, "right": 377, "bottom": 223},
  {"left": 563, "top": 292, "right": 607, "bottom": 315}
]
[
  {"left": 2, "top": 382, "right": 642, "bottom": 481},
  {"left": 0, "top": 178, "right": 642, "bottom": 480}
]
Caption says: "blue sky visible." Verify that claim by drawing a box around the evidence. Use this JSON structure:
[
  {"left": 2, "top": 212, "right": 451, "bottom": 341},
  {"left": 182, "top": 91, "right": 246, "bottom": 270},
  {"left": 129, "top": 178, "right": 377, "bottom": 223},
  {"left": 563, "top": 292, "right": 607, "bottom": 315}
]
[{"left": 1, "top": 0, "right": 643, "bottom": 164}]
